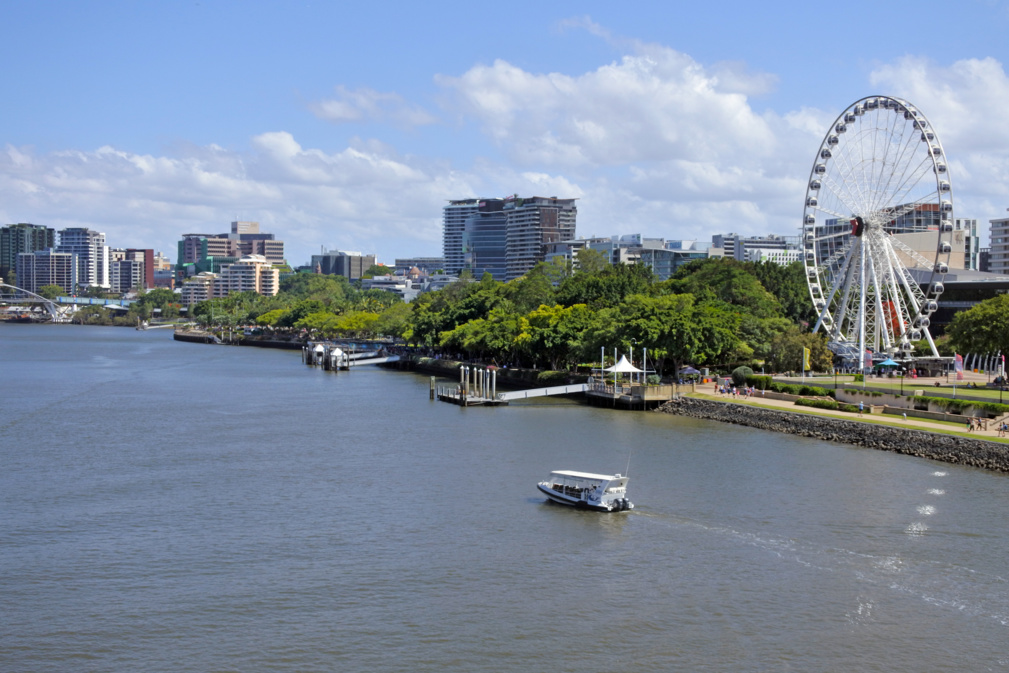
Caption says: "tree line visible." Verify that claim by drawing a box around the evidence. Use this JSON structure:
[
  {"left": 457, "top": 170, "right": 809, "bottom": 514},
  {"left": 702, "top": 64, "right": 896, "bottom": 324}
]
[{"left": 187, "top": 254, "right": 837, "bottom": 376}]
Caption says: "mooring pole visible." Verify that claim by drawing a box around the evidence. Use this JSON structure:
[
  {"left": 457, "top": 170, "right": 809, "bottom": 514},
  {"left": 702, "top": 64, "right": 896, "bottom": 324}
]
[{"left": 430, "top": 376, "right": 436, "bottom": 400}]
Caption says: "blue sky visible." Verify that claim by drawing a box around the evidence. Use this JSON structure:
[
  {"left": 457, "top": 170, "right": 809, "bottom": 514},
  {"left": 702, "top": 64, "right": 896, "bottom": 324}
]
[{"left": 4, "top": 0, "right": 1009, "bottom": 266}]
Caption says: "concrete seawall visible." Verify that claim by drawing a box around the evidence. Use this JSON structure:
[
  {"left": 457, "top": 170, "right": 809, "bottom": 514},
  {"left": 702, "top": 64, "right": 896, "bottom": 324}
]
[{"left": 657, "top": 397, "right": 1009, "bottom": 474}]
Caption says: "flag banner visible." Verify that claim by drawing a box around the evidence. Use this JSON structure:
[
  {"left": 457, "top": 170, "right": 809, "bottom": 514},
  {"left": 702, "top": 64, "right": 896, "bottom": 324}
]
[
  {"left": 802, "top": 347, "right": 811, "bottom": 371},
  {"left": 864, "top": 350, "right": 872, "bottom": 370},
  {"left": 955, "top": 353, "right": 964, "bottom": 381}
]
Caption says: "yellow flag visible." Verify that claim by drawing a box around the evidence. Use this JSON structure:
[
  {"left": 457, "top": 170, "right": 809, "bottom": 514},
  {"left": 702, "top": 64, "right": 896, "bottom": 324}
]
[{"left": 802, "top": 347, "right": 811, "bottom": 371}]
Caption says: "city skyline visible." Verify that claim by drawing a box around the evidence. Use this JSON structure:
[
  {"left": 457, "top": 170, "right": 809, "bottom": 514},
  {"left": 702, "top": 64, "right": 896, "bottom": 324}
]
[{"left": 4, "top": 2, "right": 1009, "bottom": 266}]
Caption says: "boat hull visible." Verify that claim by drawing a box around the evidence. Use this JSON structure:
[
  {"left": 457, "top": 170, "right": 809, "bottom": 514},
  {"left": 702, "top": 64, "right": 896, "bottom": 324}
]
[{"left": 537, "top": 483, "right": 631, "bottom": 512}]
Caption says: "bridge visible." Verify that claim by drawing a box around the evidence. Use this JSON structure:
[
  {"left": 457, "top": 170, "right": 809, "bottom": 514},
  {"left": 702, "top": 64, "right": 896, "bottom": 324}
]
[{"left": 0, "top": 282, "right": 138, "bottom": 321}]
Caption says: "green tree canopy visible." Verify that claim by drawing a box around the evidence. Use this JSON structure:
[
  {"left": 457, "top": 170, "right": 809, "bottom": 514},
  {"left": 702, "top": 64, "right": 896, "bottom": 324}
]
[{"left": 947, "top": 294, "right": 1009, "bottom": 357}]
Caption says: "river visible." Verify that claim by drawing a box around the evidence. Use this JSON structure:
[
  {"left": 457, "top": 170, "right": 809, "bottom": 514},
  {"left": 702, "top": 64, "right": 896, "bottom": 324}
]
[{"left": 2, "top": 324, "right": 1007, "bottom": 672}]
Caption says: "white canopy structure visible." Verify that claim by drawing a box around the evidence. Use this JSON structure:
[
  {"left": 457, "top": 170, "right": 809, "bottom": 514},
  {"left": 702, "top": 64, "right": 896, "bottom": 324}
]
[{"left": 605, "top": 355, "right": 643, "bottom": 373}]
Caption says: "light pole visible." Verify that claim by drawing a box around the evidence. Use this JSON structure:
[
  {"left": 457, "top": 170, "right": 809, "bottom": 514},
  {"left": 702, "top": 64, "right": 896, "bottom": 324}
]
[{"left": 631, "top": 339, "right": 637, "bottom": 384}]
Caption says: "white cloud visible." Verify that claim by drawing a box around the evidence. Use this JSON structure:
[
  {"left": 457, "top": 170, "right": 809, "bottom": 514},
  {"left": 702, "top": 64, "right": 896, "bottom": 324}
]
[
  {"left": 436, "top": 44, "right": 778, "bottom": 168},
  {"left": 310, "top": 85, "right": 437, "bottom": 127},
  {"left": 0, "top": 139, "right": 465, "bottom": 265},
  {"left": 870, "top": 56, "right": 1009, "bottom": 221}
]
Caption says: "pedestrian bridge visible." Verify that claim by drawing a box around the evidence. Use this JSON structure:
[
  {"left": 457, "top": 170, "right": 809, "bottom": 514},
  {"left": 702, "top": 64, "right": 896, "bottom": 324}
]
[{"left": 496, "top": 383, "right": 588, "bottom": 401}]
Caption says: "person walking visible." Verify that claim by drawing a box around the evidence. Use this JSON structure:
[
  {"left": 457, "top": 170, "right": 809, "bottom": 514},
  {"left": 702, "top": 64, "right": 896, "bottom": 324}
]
[{"left": 858, "top": 401, "right": 864, "bottom": 417}]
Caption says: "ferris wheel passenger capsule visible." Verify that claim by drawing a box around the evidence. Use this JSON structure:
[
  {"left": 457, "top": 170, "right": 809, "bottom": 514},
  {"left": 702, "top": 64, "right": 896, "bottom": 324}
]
[
  {"left": 804, "top": 215, "right": 815, "bottom": 225},
  {"left": 806, "top": 196, "right": 818, "bottom": 207},
  {"left": 940, "top": 222, "right": 954, "bottom": 232},
  {"left": 866, "top": 97, "right": 878, "bottom": 109},
  {"left": 930, "top": 146, "right": 943, "bottom": 156},
  {"left": 934, "top": 163, "right": 947, "bottom": 173},
  {"left": 827, "top": 135, "right": 839, "bottom": 146},
  {"left": 939, "top": 181, "right": 950, "bottom": 192},
  {"left": 934, "top": 262, "right": 949, "bottom": 274},
  {"left": 809, "top": 179, "right": 821, "bottom": 190},
  {"left": 844, "top": 112, "right": 857, "bottom": 123},
  {"left": 941, "top": 201, "right": 953, "bottom": 212},
  {"left": 940, "top": 242, "right": 952, "bottom": 254},
  {"left": 931, "top": 282, "right": 945, "bottom": 294}
]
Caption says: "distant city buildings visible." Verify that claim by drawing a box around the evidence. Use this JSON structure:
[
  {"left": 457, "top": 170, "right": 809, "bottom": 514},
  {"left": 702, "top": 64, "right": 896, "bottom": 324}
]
[
  {"left": 394, "top": 257, "right": 444, "bottom": 275},
  {"left": 712, "top": 233, "right": 802, "bottom": 264},
  {"left": 545, "top": 234, "right": 711, "bottom": 281},
  {"left": 176, "top": 221, "right": 286, "bottom": 284},
  {"left": 311, "top": 249, "right": 376, "bottom": 281},
  {"left": 443, "top": 196, "right": 577, "bottom": 281},
  {"left": 1, "top": 223, "right": 55, "bottom": 280}
]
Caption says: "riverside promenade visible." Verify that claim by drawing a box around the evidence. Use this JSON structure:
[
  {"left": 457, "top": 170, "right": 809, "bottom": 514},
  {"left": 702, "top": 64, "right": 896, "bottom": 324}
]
[{"left": 659, "top": 394, "right": 1009, "bottom": 473}]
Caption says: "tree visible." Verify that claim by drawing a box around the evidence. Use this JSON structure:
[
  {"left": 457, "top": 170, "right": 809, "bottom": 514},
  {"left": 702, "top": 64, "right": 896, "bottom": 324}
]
[
  {"left": 574, "top": 248, "right": 608, "bottom": 275},
  {"left": 37, "top": 284, "right": 63, "bottom": 300},
  {"left": 766, "top": 327, "right": 832, "bottom": 373},
  {"left": 362, "top": 264, "right": 394, "bottom": 279},
  {"left": 947, "top": 294, "right": 1009, "bottom": 357},
  {"left": 555, "top": 262, "right": 654, "bottom": 309},
  {"left": 665, "top": 258, "right": 782, "bottom": 320},
  {"left": 515, "top": 303, "right": 595, "bottom": 370}
]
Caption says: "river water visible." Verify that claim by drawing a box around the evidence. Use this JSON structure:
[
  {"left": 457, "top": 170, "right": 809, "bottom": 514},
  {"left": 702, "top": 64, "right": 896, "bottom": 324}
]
[{"left": 2, "top": 324, "right": 1007, "bottom": 672}]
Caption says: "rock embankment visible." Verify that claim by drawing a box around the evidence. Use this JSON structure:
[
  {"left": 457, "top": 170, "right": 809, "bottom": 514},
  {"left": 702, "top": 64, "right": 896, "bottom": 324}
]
[{"left": 657, "top": 397, "right": 1009, "bottom": 473}]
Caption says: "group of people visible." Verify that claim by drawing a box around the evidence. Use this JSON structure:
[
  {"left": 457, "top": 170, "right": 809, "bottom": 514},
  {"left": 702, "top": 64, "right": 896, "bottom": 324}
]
[
  {"left": 966, "top": 416, "right": 989, "bottom": 432},
  {"left": 715, "top": 382, "right": 762, "bottom": 399}
]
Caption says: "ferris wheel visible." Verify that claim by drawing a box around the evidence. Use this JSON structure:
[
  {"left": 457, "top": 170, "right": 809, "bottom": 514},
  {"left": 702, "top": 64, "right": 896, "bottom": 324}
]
[{"left": 802, "top": 95, "right": 953, "bottom": 364}]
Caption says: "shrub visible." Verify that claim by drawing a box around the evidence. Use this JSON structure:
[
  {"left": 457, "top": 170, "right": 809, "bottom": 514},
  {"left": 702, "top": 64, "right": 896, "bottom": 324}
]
[
  {"left": 745, "top": 375, "right": 773, "bottom": 390},
  {"left": 537, "top": 371, "right": 568, "bottom": 385},
  {"left": 647, "top": 374, "right": 662, "bottom": 385},
  {"left": 731, "top": 366, "right": 754, "bottom": 387},
  {"left": 796, "top": 398, "right": 865, "bottom": 413},
  {"left": 911, "top": 395, "right": 1009, "bottom": 417}
]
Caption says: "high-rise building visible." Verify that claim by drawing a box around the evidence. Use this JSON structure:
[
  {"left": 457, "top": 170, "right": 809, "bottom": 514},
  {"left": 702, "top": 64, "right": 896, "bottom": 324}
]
[
  {"left": 311, "top": 250, "right": 376, "bottom": 280},
  {"left": 16, "top": 249, "right": 77, "bottom": 295},
  {"left": 955, "top": 218, "right": 981, "bottom": 270},
  {"left": 215, "top": 255, "right": 280, "bottom": 297},
  {"left": 443, "top": 196, "right": 577, "bottom": 281},
  {"left": 989, "top": 215, "right": 1009, "bottom": 274},
  {"left": 1, "top": 223, "right": 55, "bottom": 280},
  {"left": 57, "top": 228, "right": 109, "bottom": 289},
  {"left": 230, "top": 221, "right": 285, "bottom": 264}
]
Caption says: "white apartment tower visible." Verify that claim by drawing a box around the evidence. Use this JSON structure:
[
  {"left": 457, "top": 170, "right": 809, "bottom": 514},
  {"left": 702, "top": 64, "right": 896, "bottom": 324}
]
[{"left": 57, "top": 227, "right": 109, "bottom": 289}]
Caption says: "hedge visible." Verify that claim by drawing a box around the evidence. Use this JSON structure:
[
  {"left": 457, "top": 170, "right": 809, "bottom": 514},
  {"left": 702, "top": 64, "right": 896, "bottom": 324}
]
[
  {"left": 795, "top": 398, "right": 864, "bottom": 414},
  {"left": 911, "top": 395, "right": 1009, "bottom": 416}
]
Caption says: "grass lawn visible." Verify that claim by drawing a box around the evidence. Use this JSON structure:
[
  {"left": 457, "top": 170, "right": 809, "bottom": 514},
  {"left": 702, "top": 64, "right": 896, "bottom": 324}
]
[{"left": 688, "top": 392, "right": 1009, "bottom": 444}]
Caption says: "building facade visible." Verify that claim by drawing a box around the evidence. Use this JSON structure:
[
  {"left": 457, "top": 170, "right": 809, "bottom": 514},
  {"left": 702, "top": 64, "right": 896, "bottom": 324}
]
[
  {"left": 1, "top": 223, "right": 55, "bottom": 280},
  {"left": 443, "top": 196, "right": 578, "bottom": 281},
  {"left": 310, "top": 250, "right": 376, "bottom": 280},
  {"left": 57, "top": 228, "right": 109, "bottom": 289},
  {"left": 215, "top": 255, "right": 280, "bottom": 297},
  {"left": 16, "top": 249, "right": 77, "bottom": 295},
  {"left": 989, "top": 216, "right": 1009, "bottom": 274}
]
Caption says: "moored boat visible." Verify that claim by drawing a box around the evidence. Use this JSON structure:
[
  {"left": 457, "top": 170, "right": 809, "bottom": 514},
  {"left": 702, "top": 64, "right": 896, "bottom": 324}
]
[{"left": 537, "top": 470, "right": 633, "bottom": 512}]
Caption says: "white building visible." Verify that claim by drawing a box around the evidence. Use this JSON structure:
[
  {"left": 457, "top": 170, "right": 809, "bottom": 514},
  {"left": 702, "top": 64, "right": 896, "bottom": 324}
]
[
  {"left": 180, "top": 272, "right": 218, "bottom": 305},
  {"left": 215, "top": 254, "right": 279, "bottom": 297},
  {"left": 57, "top": 228, "right": 109, "bottom": 289}
]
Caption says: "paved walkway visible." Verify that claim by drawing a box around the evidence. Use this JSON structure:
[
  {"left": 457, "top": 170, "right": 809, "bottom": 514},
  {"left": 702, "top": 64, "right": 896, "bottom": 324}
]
[{"left": 698, "top": 388, "right": 1007, "bottom": 442}]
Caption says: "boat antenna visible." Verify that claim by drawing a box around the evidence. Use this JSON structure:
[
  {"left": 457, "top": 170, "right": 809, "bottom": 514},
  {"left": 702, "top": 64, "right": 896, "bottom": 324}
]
[{"left": 624, "top": 444, "right": 633, "bottom": 478}]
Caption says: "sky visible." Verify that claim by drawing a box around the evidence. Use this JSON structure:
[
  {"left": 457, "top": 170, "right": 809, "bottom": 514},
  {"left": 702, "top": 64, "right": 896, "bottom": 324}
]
[{"left": 4, "top": 0, "right": 1009, "bottom": 267}]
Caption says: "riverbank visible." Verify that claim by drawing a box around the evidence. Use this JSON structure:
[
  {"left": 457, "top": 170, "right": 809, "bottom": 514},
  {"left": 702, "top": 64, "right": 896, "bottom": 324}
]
[{"left": 658, "top": 396, "right": 1009, "bottom": 473}]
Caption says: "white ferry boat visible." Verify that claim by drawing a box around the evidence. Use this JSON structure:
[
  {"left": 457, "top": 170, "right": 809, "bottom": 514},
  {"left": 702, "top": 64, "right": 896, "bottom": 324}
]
[{"left": 537, "top": 470, "right": 633, "bottom": 512}]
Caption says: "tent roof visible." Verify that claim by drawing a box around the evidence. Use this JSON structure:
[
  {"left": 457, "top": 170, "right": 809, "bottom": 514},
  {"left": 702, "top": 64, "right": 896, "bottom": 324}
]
[{"left": 605, "top": 355, "right": 643, "bottom": 373}]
